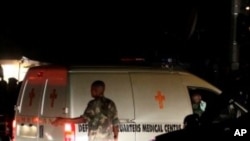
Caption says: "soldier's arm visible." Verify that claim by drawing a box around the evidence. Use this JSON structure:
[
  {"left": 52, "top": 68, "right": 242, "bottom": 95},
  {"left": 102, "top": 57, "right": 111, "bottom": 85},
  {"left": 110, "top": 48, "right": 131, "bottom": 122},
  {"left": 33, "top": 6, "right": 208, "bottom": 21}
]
[
  {"left": 52, "top": 116, "right": 86, "bottom": 125},
  {"left": 111, "top": 101, "right": 120, "bottom": 139},
  {"left": 66, "top": 116, "right": 86, "bottom": 123}
]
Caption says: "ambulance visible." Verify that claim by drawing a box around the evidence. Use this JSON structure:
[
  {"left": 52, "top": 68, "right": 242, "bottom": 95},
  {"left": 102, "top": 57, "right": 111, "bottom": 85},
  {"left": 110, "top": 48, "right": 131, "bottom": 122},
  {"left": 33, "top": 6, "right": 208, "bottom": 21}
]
[{"left": 12, "top": 65, "right": 221, "bottom": 141}]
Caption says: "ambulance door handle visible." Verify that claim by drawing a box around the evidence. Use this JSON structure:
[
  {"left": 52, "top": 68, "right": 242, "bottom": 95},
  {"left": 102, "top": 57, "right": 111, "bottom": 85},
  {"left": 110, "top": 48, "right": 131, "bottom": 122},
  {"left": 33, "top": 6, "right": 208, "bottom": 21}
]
[
  {"left": 14, "top": 105, "right": 21, "bottom": 113},
  {"left": 63, "top": 107, "right": 69, "bottom": 114}
]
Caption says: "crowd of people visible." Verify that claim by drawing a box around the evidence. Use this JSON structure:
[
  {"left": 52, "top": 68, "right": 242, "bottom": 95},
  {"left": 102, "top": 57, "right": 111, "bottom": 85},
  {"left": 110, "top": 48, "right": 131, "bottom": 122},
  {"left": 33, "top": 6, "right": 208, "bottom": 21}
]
[{"left": 0, "top": 76, "right": 21, "bottom": 118}]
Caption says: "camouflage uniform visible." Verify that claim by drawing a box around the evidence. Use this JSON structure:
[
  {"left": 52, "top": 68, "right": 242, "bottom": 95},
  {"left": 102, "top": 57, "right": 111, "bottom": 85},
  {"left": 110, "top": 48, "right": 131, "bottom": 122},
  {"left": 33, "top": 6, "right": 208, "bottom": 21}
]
[{"left": 82, "top": 96, "right": 120, "bottom": 141}]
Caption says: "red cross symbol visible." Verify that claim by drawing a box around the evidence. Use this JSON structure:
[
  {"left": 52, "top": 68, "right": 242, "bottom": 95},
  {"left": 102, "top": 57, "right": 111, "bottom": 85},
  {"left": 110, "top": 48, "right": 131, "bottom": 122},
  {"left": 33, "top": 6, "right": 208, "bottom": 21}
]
[
  {"left": 29, "top": 88, "right": 35, "bottom": 106},
  {"left": 50, "top": 89, "right": 57, "bottom": 108},
  {"left": 155, "top": 91, "right": 165, "bottom": 109}
]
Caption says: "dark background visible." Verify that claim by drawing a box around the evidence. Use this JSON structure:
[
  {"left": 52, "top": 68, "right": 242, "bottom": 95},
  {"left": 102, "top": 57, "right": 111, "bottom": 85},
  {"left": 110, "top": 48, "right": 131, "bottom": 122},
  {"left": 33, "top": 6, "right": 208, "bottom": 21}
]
[{"left": 0, "top": 0, "right": 249, "bottom": 69}]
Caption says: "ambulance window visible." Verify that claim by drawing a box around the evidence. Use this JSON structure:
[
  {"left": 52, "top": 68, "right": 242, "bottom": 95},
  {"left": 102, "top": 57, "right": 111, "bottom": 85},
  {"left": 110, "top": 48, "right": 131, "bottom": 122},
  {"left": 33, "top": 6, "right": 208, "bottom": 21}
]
[
  {"left": 18, "top": 79, "right": 45, "bottom": 115},
  {"left": 188, "top": 87, "right": 221, "bottom": 122}
]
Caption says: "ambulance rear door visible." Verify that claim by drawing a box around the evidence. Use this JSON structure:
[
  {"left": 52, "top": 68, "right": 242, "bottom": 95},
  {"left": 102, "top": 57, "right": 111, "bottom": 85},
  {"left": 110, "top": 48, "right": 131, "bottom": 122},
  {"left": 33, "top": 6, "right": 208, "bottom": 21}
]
[
  {"left": 14, "top": 66, "right": 68, "bottom": 141},
  {"left": 38, "top": 67, "right": 68, "bottom": 141}
]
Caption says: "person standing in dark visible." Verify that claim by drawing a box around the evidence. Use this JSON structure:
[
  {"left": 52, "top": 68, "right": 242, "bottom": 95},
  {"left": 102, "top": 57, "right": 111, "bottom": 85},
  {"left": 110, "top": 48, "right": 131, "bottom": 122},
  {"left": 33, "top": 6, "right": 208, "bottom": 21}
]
[
  {"left": 6, "top": 78, "right": 18, "bottom": 117},
  {"left": 53, "top": 80, "right": 120, "bottom": 141},
  {"left": 0, "top": 76, "right": 7, "bottom": 114},
  {"left": 191, "top": 92, "right": 207, "bottom": 117}
]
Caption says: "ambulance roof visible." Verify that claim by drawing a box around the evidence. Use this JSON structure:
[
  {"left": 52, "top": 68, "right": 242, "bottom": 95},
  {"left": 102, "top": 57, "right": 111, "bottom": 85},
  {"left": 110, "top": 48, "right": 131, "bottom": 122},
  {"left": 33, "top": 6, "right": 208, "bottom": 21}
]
[{"left": 28, "top": 65, "right": 222, "bottom": 94}]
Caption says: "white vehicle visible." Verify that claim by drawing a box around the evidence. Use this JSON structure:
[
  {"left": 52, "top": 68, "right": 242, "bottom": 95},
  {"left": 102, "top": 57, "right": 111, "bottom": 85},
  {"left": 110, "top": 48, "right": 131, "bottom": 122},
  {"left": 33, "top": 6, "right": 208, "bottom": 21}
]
[{"left": 12, "top": 65, "right": 221, "bottom": 141}]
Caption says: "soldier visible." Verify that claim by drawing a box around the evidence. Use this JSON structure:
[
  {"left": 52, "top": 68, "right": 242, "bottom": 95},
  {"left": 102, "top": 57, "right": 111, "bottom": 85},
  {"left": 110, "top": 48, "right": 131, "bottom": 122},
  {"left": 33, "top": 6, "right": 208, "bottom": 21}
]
[{"left": 52, "top": 80, "right": 120, "bottom": 141}]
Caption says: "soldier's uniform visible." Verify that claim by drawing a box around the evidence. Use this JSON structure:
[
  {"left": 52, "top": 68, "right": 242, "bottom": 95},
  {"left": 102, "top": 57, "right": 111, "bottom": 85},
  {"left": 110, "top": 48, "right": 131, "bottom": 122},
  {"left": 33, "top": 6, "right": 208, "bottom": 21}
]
[{"left": 82, "top": 96, "right": 120, "bottom": 141}]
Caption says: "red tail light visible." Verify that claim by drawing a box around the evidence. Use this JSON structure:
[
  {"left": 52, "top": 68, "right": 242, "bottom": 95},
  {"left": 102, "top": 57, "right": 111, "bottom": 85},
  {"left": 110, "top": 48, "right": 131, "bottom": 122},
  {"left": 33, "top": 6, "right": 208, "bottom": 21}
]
[
  {"left": 12, "top": 120, "right": 16, "bottom": 141},
  {"left": 64, "top": 123, "right": 75, "bottom": 141},
  {"left": 12, "top": 120, "right": 16, "bottom": 129}
]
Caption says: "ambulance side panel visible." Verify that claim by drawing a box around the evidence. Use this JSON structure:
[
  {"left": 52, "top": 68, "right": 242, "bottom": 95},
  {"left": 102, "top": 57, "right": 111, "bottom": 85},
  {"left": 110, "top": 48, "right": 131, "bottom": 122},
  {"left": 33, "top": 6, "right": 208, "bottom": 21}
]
[
  {"left": 130, "top": 73, "right": 192, "bottom": 141},
  {"left": 69, "top": 72, "right": 135, "bottom": 141}
]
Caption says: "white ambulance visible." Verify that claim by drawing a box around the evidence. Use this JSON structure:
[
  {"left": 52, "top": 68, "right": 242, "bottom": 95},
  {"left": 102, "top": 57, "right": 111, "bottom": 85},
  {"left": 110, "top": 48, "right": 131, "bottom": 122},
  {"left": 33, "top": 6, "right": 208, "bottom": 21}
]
[{"left": 12, "top": 65, "right": 221, "bottom": 141}]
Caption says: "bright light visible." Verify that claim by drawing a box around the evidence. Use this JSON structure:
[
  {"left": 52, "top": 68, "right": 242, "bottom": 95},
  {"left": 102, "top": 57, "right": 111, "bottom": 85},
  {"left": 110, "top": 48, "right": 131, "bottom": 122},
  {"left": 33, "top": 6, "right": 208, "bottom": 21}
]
[
  {"left": 18, "top": 125, "right": 37, "bottom": 138},
  {"left": 246, "top": 6, "right": 250, "bottom": 11},
  {"left": 1, "top": 64, "right": 19, "bottom": 82},
  {"left": 1, "top": 57, "right": 45, "bottom": 83},
  {"left": 64, "top": 123, "right": 72, "bottom": 132},
  {"left": 12, "top": 120, "right": 16, "bottom": 129},
  {"left": 1, "top": 64, "right": 28, "bottom": 83}
]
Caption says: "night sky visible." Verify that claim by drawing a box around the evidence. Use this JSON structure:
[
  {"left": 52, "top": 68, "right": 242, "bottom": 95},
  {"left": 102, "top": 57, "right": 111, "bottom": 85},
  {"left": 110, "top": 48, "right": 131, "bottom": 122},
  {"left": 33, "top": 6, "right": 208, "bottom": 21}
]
[{"left": 0, "top": 1, "right": 238, "bottom": 66}]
